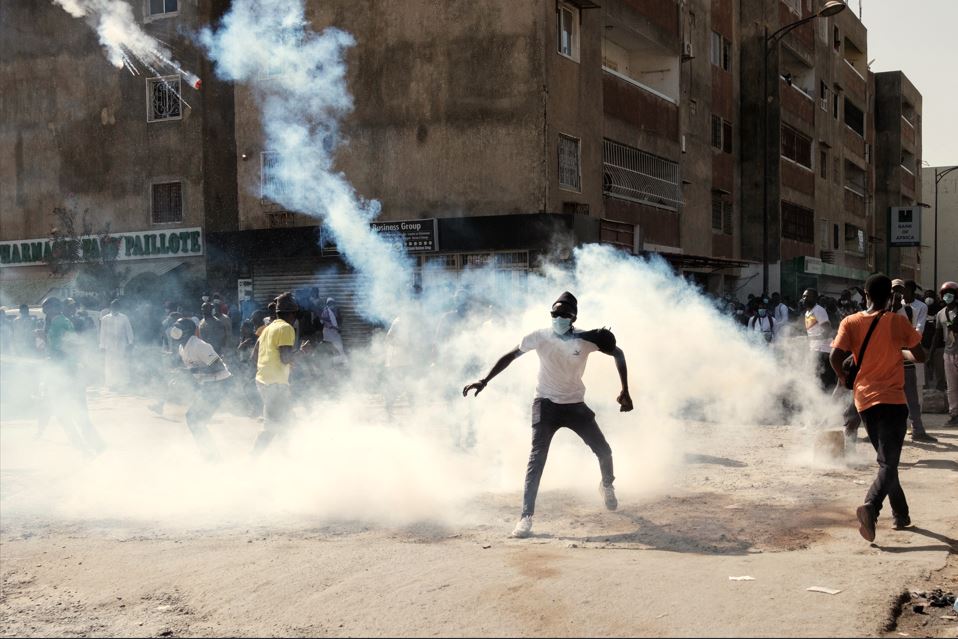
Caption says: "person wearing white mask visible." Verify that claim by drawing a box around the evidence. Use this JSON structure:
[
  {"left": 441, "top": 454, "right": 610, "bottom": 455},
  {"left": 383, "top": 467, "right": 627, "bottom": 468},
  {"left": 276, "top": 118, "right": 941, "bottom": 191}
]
[
  {"left": 747, "top": 300, "right": 775, "bottom": 343},
  {"left": 463, "top": 292, "right": 633, "bottom": 539},
  {"left": 934, "top": 281, "right": 958, "bottom": 425}
]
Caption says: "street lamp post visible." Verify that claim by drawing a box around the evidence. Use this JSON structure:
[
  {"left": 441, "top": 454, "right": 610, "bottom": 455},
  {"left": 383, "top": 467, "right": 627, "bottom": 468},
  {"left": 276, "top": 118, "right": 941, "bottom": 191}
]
[
  {"left": 762, "top": 1, "right": 846, "bottom": 295},
  {"left": 933, "top": 165, "right": 958, "bottom": 288}
]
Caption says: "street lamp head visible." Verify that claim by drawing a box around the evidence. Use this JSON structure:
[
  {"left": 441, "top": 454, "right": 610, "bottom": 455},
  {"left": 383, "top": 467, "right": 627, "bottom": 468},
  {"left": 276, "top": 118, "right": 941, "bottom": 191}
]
[{"left": 818, "top": 1, "right": 847, "bottom": 18}]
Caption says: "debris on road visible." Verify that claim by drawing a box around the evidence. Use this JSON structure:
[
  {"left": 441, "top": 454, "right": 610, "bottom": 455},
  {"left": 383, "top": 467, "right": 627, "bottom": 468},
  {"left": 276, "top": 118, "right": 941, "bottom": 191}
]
[
  {"left": 729, "top": 576, "right": 755, "bottom": 581},
  {"left": 807, "top": 586, "right": 843, "bottom": 595}
]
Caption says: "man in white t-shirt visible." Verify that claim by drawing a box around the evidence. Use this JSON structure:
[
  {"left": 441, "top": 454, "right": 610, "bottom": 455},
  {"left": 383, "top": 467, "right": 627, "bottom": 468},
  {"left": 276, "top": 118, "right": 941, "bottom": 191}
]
[
  {"left": 170, "top": 317, "right": 231, "bottom": 461},
  {"left": 463, "top": 292, "right": 633, "bottom": 539},
  {"left": 800, "top": 288, "right": 835, "bottom": 389}
]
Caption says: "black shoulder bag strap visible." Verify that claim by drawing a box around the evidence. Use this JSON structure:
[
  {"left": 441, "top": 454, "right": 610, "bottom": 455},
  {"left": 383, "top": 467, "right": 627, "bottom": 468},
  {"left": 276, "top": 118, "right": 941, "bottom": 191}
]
[{"left": 855, "top": 311, "right": 886, "bottom": 368}]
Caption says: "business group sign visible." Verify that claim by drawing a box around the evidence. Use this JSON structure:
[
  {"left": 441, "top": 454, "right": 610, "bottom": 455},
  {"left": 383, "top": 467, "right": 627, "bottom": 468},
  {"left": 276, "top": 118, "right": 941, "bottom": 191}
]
[
  {"left": 888, "top": 207, "right": 921, "bottom": 247},
  {"left": 0, "top": 227, "right": 204, "bottom": 267}
]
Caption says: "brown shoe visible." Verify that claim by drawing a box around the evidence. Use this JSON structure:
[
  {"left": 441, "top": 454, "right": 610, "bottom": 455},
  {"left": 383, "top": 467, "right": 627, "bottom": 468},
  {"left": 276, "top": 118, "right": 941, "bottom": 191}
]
[{"left": 856, "top": 505, "right": 876, "bottom": 542}]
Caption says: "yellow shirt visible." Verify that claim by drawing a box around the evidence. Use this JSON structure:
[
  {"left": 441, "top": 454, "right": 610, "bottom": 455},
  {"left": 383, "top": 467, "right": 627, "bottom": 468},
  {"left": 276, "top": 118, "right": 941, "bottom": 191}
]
[{"left": 255, "top": 319, "right": 295, "bottom": 385}]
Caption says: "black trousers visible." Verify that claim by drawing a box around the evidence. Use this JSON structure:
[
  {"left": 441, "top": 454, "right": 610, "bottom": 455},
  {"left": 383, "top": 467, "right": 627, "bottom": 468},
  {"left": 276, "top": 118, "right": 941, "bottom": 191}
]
[
  {"left": 861, "top": 403, "right": 909, "bottom": 521},
  {"left": 521, "top": 399, "right": 614, "bottom": 518},
  {"left": 817, "top": 352, "right": 837, "bottom": 390}
]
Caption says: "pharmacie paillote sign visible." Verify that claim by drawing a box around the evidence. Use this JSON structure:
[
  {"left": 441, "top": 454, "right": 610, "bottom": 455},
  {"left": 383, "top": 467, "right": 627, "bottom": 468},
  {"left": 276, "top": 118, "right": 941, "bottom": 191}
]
[
  {"left": 0, "top": 227, "right": 204, "bottom": 267},
  {"left": 321, "top": 219, "right": 438, "bottom": 255}
]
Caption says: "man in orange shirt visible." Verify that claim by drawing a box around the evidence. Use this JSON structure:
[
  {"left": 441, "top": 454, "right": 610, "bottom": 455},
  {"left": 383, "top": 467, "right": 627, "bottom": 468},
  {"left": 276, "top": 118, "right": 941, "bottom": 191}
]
[{"left": 829, "top": 274, "right": 926, "bottom": 542}]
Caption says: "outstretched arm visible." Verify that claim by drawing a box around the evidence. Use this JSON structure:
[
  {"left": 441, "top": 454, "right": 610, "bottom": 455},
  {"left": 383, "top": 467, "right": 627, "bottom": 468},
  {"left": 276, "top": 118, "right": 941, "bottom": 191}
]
[
  {"left": 463, "top": 348, "right": 524, "bottom": 397},
  {"left": 611, "top": 347, "right": 633, "bottom": 412}
]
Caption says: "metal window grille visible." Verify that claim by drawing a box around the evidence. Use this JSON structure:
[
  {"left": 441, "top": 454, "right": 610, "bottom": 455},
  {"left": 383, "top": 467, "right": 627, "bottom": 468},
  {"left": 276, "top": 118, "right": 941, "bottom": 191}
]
[
  {"left": 781, "top": 124, "right": 811, "bottom": 168},
  {"left": 711, "top": 195, "right": 723, "bottom": 231},
  {"left": 710, "top": 115, "right": 722, "bottom": 149},
  {"left": 151, "top": 182, "right": 183, "bottom": 224},
  {"left": 558, "top": 134, "right": 581, "bottom": 191},
  {"left": 149, "top": 0, "right": 177, "bottom": 15},
  {"left": 267, "top": 212, "right": 294, "bottom": 228},
  {"left": 782, "top": 201, "right": 814, "bottom": 244},
  {"left": 603, "top": 139, "right": 681, "bottom": 209},
  {"left": 261, "top": 152, "right": 290, "bottom": 202},
  {"left": 147, "top": 77, "right": 181, "bottom": 121}
]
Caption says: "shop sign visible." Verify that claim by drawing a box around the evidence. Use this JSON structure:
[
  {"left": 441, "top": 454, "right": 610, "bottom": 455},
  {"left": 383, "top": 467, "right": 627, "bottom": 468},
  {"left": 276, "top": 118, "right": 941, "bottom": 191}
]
[
  {"left": 888, "top": 207, "right": 920, "bottom": 247},
  {"left": 321, "top": 219, "right": 438, "bottom": 255},
  {"left": 0, "top": 227, "right": 204, "bottom": 268}
]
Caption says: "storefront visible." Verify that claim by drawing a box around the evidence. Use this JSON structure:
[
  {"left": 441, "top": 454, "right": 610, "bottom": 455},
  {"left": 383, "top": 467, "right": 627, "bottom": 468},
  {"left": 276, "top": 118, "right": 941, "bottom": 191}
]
[{"left": 0, "top": 227, "right": 207, "bottom": 308}]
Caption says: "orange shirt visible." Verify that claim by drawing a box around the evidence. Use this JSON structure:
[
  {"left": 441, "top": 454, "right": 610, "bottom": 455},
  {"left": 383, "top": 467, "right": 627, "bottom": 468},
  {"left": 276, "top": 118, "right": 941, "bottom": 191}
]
[{"left": 832, "top": 311, "right": 921, "bottom": 411}]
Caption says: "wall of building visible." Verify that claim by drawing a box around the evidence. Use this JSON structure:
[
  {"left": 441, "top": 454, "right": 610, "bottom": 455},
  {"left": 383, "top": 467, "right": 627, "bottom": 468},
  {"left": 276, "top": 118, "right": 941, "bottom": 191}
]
[{"left": 920, "top": 167, "right": 958, "bottom": 292}]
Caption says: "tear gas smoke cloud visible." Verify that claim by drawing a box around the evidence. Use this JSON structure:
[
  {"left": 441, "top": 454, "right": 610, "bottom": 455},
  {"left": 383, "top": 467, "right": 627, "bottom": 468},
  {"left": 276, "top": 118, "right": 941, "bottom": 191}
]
[
  {"left": 53, "top": 0, "right": 201, "bottom": 88},
  {"left": 1, "top": 0, "right": 846, "bottom": 529}
]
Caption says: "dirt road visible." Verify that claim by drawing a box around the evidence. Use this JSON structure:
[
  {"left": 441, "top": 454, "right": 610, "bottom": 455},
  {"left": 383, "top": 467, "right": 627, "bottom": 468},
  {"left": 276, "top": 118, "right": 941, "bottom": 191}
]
[{"left": 1, "top": 396, "right": 956, "bottom": 637}]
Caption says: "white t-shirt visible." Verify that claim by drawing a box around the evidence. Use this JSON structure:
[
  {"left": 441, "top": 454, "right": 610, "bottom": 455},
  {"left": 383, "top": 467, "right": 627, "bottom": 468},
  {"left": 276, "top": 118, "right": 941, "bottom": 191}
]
[
  {"left": 179, "top": 336, "right": 231, "bottom": 383},
  {"left": 907, "top": 299, "right": 928, "bottom": 333},
  {"left": 804, "top": 304, "right": 831, "bottom": 352},
  {"left": 518, "top": 328, "right": 599, "bottom": 404}
]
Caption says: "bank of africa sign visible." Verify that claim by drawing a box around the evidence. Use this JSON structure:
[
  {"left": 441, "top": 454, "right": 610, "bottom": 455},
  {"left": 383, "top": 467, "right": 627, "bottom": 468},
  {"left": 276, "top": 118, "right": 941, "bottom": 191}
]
[{"left": 0, "top": 227, "right": 204, "bottom": 268}]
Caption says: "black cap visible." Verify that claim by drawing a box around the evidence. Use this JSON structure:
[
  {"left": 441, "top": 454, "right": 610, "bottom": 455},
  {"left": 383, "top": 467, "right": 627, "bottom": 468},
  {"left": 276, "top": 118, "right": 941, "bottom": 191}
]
[{"left": 552, "top": 291, "right": 578, "bottom": 317}]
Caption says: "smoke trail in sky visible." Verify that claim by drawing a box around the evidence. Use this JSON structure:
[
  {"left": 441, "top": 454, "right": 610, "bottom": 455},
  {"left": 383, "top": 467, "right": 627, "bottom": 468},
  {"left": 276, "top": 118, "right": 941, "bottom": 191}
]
[
  {"left": 52, "top": 0, "right": 201, "bottom": 88},
  {"left": 200, "top": 1, "right": 412, "bottom": 323}
]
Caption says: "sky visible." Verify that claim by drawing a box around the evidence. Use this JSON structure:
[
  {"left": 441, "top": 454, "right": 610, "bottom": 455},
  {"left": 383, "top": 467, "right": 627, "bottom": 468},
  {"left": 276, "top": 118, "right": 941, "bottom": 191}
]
[{"left": 859, "top": 0, "right": 956, "bottom": 168}]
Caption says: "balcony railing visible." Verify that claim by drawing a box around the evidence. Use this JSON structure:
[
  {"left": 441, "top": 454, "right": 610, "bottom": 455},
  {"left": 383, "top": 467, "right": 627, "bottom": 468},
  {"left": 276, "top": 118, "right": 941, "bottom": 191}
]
[{"left": 603, "top": 139, "right": 682, "bottom": 210}]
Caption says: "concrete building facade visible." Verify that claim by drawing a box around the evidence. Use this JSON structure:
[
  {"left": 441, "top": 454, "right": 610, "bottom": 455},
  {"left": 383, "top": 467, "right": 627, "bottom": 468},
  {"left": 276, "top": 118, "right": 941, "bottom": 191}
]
[
  {"left": 920, "top": 166, "right": 958, "bottom": 293},
  {"left": 0, "top": 0, "right": 236, "bottom": 307}
]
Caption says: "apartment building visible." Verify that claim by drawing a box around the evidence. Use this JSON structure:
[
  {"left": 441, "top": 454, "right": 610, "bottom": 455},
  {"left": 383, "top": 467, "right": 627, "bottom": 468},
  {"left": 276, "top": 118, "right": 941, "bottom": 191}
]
[
  {"left": 739, "top": 0, "right": 881, "bottom": 300},
  {"left": 873, "top": 70, "right": 923, "bottom": 282},
  {"left": 0, "top": 0, "right": 236, "bottom": 307},
  {"left": 213, "top": 0, "right": 752, "bottom": 336}
]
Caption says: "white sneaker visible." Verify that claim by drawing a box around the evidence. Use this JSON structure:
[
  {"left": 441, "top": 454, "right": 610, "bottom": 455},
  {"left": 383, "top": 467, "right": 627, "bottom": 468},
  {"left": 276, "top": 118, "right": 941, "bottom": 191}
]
[
  {"left": 600, "top": 482, "right": 618, "bottom": 511},
  {"left": 510, "top": 515, "right": 533, "bottom": 538}
]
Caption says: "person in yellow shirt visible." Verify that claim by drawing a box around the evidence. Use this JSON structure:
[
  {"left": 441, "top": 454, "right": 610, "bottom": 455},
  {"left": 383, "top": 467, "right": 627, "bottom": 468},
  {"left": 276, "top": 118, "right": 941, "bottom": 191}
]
[{"left": 250, "top": 292, "right": 309, "bottom": 455}]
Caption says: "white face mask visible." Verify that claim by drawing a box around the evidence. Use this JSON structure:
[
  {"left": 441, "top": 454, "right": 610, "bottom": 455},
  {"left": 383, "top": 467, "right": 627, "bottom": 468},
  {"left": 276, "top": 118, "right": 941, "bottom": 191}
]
[
  {"left": 202, "top": 296, "right": 210, "bottom": 302},
  {"left": 944, "top": 293, "right": 956, "bottom": 305},
  {"left": 925, "top": 297, "right": 935, "bottom": 306},
  {"left": 552, "top": 316, "right": 572, "bottom": 335},
  {"left": 169, "top": 326, "right": 184, "bottom": 340}
]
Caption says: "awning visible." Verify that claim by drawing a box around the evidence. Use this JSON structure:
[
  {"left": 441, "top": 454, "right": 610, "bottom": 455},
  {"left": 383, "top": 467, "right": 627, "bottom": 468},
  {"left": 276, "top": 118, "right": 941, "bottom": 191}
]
[{"left": 641, "top": 251, "right": 752, "bottom": 272}]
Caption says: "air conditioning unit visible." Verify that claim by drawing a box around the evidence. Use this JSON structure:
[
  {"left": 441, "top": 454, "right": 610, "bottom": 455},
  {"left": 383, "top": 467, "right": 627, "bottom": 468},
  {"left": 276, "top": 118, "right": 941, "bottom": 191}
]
[
  {"left": 682, "top": 41, "right": 694, "bottom": 60},
  {"left": 820, "top": 250, "right": 836, "bottom": 264}
]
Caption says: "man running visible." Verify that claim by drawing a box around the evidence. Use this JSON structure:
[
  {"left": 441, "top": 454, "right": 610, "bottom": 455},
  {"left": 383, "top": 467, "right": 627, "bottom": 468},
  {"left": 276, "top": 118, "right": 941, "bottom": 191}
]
[
  {"left": 169, "top": 317, "right": 231, "bottom": 461},
  {"left": 830, "top": 274, "right": 926, "bottom": 541},
  {"left": 463, "top": 292, "right": 633, "bottom": 538}
]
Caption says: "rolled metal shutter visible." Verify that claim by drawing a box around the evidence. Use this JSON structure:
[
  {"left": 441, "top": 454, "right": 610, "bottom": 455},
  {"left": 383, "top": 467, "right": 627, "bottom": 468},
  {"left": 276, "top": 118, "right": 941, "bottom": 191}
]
[{"left": 252, "top": 260, "right": 377, "bottom": 348}]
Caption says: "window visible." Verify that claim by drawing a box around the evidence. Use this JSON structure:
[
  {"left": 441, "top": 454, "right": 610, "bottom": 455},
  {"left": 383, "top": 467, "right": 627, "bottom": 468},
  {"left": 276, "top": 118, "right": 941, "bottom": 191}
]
[
  {"left": 845, "top": 223, "right": 865, "bottom": 254},
  {"left": 819, "top": 81, "right": 829, "bottom": 111},
  {"left": 711, "top": 195, "right": 732, "bottom": 234},
  {"left": 833, "top": 91, "right": 840, "bottom": 119},
  {"left": 781, "top": 124, "right": 812, "bottom": 168},
  {"left": 844, "top": 97, "right": 864, "bottom": 136},
  {"left": 833, "top": 25, "right": 841, "bottom": 52},
  {"left": 557, "top": 3, "right": 580, "bottom": 61},
  {"left": 782, "top": 201, "right": 814, "bottom": 243},
  {"left": 711, "top": 115, "right": 732, "bottom": 153},
  {"left": 603, "top": 139, "right": 682, "bottom": 210},
  {"left": 833, "top": 223, "right": 840, "bottom": 250},
  {"left": 820, "top": 149, "right": 827, "bottom": 179},
  {"left": 151, "top": 181, "right": 183, "bottom": 224},
  {"left": 710, "top": 31, "right": 722, "bottom": 67},
  {"left": 721, "top": 37, "right": 731, "bottom": 72},
  {"left": 147, "top": 0, "right": 177, "bottom": 17},
  {"left": 558, "top": 134, "right": 581, "bottom": 191},
  {"left": 261, "top": 152, "right": 291, "bottom": 202},
  {"left": 146, "top": 76, "right": 181, "bottom": 122}
]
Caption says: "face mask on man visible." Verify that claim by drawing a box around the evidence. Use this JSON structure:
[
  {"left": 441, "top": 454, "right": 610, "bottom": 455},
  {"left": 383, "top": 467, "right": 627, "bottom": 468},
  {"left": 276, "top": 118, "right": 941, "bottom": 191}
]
[
  {"left": 552, "top": 316, "right": 572, "bottom": 335},
  {"left": 925, "top": 297, "right": 935, "bottom": 306},
  {"left": 945, "top": 293, "right": 956, "bottom": 305},
  {"left": 202, "top": 296, "right": 210, "bottom": 303},
  {"left": 758, "top": 309, "right": 767, "bottom": 317}
]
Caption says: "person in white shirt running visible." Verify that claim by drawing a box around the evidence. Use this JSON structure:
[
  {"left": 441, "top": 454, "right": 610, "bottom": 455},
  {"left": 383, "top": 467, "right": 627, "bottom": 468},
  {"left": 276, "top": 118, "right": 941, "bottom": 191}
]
[
  {"left": 463, "top": 292, "right": 633, "bottom": 539},
  {"left": 170, "top": 317, "right": 231, "bottom": 461}
]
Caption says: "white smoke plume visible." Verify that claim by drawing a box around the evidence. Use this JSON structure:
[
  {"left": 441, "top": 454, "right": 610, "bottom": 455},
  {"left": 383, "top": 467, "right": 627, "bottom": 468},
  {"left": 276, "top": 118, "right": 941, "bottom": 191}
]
[
  {"left": 0, "top": 0, "right": 848, "bottom": 530},
  {"left": 52, "top": 0, "right": 201, "bottom": 88}
]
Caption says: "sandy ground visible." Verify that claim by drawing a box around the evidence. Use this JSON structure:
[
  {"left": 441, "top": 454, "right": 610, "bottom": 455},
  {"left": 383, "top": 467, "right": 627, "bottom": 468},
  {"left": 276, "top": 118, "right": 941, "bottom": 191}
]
[{"left": 1, "top": 394, "right": 956, "bottom": 638}]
